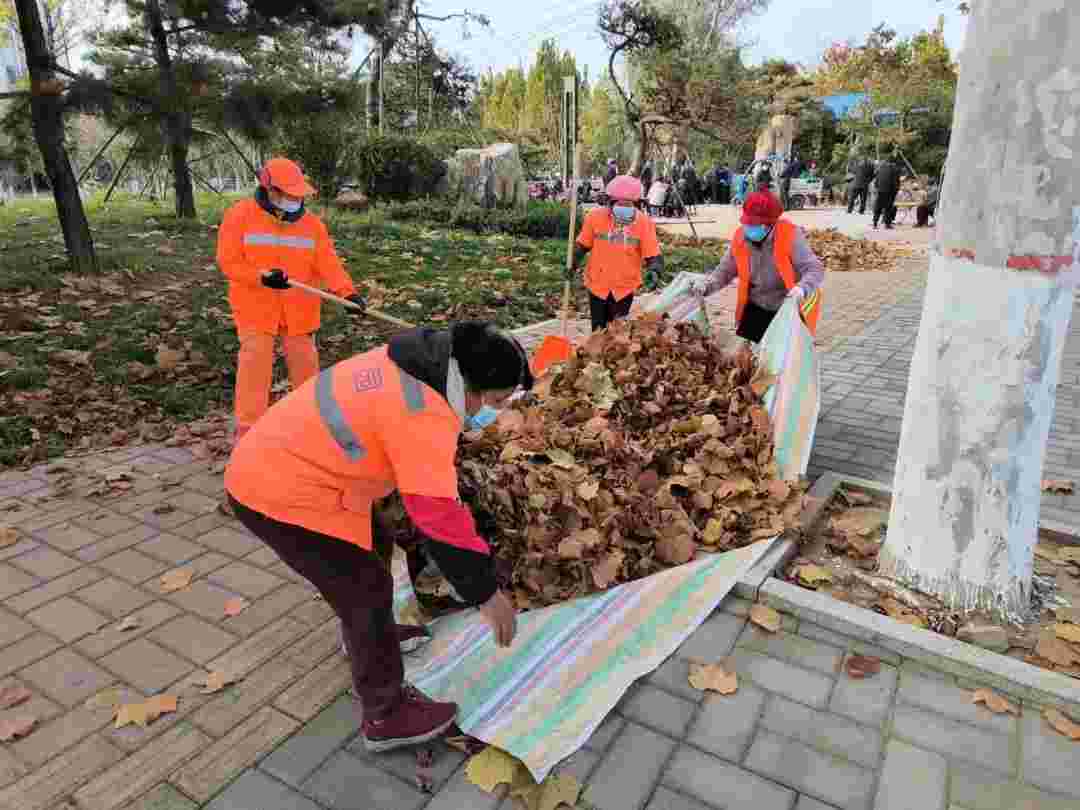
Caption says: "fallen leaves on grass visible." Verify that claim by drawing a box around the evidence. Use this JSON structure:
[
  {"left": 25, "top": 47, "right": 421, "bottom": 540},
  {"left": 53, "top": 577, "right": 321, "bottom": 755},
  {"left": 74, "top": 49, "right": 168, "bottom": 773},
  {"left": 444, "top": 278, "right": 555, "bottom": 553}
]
[
  {"left": 750, "top": 604, "right": 782, "bottom": 633},
  {"left": 0, "top": 685, "right": 32, "bottom": 709},
  {"left": 0, "top": 715, "right": 37, "bottom": 741},
  {"left": 114, "top": 694, "right": 177, "bottom": 729},
  {"left": 688, "top": 662, "right": 738, "bottom": 694},
  {"left": 844, "top": 655, "right": 882, "bottom": 679},
  {"left": 1043, "top": 707, "right": 1080, "bottom": 741},
  {"left": 160, "top": 568, "right": 193, "bottom": 593},
  {"left": 971, "top": 688, "right": 1019, "bottom": 716},
  {"left": 0, "top": 527, "right": 18, "bottom": 548},
  {"left": 223, "top": 598, "right": 248, "bottom": 618},
  {"left": 1041, "top": 480, "right": 1075, "bottom": 494},
  {"left": 195, "top": 671, "right": 241, "bottom": 694}
]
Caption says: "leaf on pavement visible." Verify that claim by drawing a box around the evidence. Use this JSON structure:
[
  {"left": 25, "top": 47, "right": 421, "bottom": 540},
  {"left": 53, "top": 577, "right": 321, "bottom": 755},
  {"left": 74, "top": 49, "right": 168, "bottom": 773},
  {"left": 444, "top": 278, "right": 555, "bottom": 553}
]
[
  {"left": 223, "top": 598, "right": 248, "bottom": 618},
  {"left": 114, "top": 694, "right": 178, "bottom": 729},
  {"left": 512, "top": 773, "right": 582, "bottom": 810},
  {"left": 0, "top": 715, "right": 37, "bottom": 741},
  {"left": 0, "top": 526, "right": 18, "bottom": 548},
  {"left": 688, "top": 662, "right": 738, "bottom": 694},
  {"left": 971, "top": 688, "right": 1019, "bottom": 716},
  {"left": 465, "top": 746, "right": 526, "bottom": 793},
  {"left": 1054, "top": 623, "right": 1080, "bottom": 644},
  {"left": 117, "top": 616, "right": 141, "bottom": 632},
  {"left": 1041, "top": 480, "right": 1075, "bottom": 494},
  {"left": 750, "top": 604, "right": 781, "bottom": 633},
  {"left": 844, "top": 655, "right": 882, "bottom": 679},
  {"left": 793, "top": 563, "right": 833, "bottom": 589},
  {"left": 160, "top": 568, "right": 194, "bottom": 593},
  {"left": 85, "top": 687, "right": 124, "bottom": 712},
  {"left": 0, "top": 685, "right": 32, "bottom": 709},
  {"left": 1043, "top": 707, "right": 1080, "bottom": 741},
  {"left": 196, "top": 671, "right": 241, "bottom": 694}
]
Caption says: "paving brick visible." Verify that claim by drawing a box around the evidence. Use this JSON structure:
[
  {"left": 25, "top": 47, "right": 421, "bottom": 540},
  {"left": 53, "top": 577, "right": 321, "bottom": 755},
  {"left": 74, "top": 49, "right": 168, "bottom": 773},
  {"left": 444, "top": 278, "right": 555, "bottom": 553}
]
[
  {"left": 149, "top": 614, "right": 237, "bottom": 664},
  {"left": 349, "top": 731, "right": 467, "bottom": 790},
  {"left": 0, "top": 607, "right": 34, "bottom": 647},
  {"left": 288, "top": 596, "right": 334, "bottom": 627},
  {"left": 226, "top": 584, "right": 311, "bottom": 636},
  {"left": 553, "top": 747, "right": 599, "bottom": 784},
  {"left": 0, "top": 561, "right": 41, "bottom": 599},
  {"left": 0, "top": 535, "right": 38, "bottom": 562},
  {"left": 663, "top": 743, "right": 795, "bottom": 810},
  {"left": 100, "top": 638, "right": 195, "bottom": 693},
  {"left": 736, "top": 626, "right": 844, "bottom": 675},
  {"left": 874, "top": 740, "right": 947, "bottom": 810},
  {"left": 897, "top": 671, "right": 1017, "bottom": 734},
  {"left": 745, "top": 730, "right": 875, "bottom": 810},
  {"left": 730, "top": 650, "right": 834, "bottom": 708},
  {"left": 11, "top": 688, "right": 117, "bottom": 766},
  {"left": 171, "top": 706, "right": 299, "bottom": 802},
  {"left": 795, "top": 797, "right": 840, "bottom": 810},
  {"left": 206, "top": 562, "right": 284, "bottom": 599},
  {"left": 137, "top": 534, "right": 207, "bottom": 565},
  {"left": 645, "top": 786, "right": 717, "bottom": 810},
  {"left": 282, "top": 619, "right": 343, "bottom": 668},
  {"left": 20, "top": 647, "right": 115, "bottom": 707},
  {"left": 76, "top": 577, "right": 156, "bottom": 618},
  {"left": 6, "top": 566, "right": 106, "bottom": 614},
  {"left": 421, "top": 763, "right": 503, "bottom": 810},
  {"left": 616, "top": 684, "right": 696, "bottom": 739},
  {"left": 71, "top": 510, "right": 144, "bottom": 540},
  {"left": 191, "top": 656, "right": 305, "bottom": 738},
  {"left": 27, "top": 596, "right": 110, "bottom": 642},
  {"left": 129, "top": 504, "right": 199, "bottom": 532},
  {"left": 244, "top": 545, "right": 282, "bottom": 568},
  {"left": 97, "top": 548, "right": 171, "bottom": 584},
  {"left": 32, "top": 521, "right": 102, "bottom": 552},
  {"left": 159, "top": 490, "right": 221, "bottom": 516},
  {"left": 12, "top": 498, "right": 96, "bottom": 532},
  {"left": 0, "top": 747, "right": 26, "bottom": 790},
  {"left": 950, "top": 761, "right": 1077, "bottom": 810},
  {"left": 205, "top": 769, "right": 322, "bottom": 810},
  {"left": 676, "top": 612, "right": 745, "bottom": 661},
  {"left": 685, "top": 682, "right": 765, "bottom": 761},
  {"left": 73, "top": 722, "right": 210, "bottom": 810},
  {"left": 828, "top": 662, "right": 897, "bottom": 728},
  {"left": 273, "top": 654, "right": 351, "bottom": 721},
  {"left": 10, "top": 547, "right": 81, "bottom": 579},
  {"left": 583, "top": 722, "right": 677, "bottom": 810},
  {"left": 125, "top": 783, "right": 198, "bottom": 810},
  {"left": 645, "top": 655, "right": 706, "bottom": 703},
  {"left": 76, "top": 601, "right": 182, "bottom": 659},
  {"left": 892, "top": 704, "right": 1014, "bottom": 774},
  {"left": 302, "top": 750, "right": 426, "bottom": 810},
  {"left": 197, "top": 526, "right": 263, "bottom": 558},
  {"left": 583, "top": 712, "right": 625, "bottom": 754},
  {"left": 0, "top": 631, "right": 62, "bottom": 677},
  {"left": 171, "top": 512, "right": 231, "bottom": 540},
  {"left": 165, "top": 580, "right": 243, "bottom": 621},
  {"left": 1019, "top": 709, "right": 1080, "bottom": 798},
  {"left": 759, "top": 695, "right": 882, "bottom": 768},
  {"left": 208, "top": 616, "right": 306, "bottom": 678},
  {"left": 262, "top": 695, "right": 359, "bottom": 786},
  {"left": 0, "top": 734, "right": 123, "bottom": 810}
]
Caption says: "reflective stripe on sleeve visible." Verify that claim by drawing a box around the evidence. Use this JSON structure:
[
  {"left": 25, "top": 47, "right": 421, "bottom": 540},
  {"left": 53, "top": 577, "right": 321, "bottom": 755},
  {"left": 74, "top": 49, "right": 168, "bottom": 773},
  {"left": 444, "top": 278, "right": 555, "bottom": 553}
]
[{"left": 316, "top": 370, "right": 366, "bottom": 460}]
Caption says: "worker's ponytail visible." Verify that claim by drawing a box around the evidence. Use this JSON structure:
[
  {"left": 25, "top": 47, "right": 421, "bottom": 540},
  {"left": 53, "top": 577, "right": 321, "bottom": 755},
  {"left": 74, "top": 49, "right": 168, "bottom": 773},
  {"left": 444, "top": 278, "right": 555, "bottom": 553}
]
[{"left": 452, "top": 321, "right": 534, "bottom": 393}]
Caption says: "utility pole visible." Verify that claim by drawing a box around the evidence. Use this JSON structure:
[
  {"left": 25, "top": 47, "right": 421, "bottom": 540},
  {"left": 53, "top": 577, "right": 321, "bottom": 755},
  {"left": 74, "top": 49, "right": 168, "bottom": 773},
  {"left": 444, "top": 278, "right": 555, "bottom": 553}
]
[{"left": 880, "top": 0, "right": 1080, "bottom": 620}]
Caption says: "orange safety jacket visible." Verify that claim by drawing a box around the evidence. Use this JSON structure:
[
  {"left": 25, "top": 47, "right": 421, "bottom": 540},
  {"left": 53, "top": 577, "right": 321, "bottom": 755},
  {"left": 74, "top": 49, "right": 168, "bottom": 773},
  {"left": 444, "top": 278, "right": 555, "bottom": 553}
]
[
  {"left": 225, "top": 346, "right": 462, "bottom": 550},
  {"left": 217, "top": 197, "right": 356, "bottom": 335},
  {"left": 577, "top": 207, "right": 661, "bottom": 301},
  {"left": 732, "top": 220, "right": 823, "bottom": 336}
]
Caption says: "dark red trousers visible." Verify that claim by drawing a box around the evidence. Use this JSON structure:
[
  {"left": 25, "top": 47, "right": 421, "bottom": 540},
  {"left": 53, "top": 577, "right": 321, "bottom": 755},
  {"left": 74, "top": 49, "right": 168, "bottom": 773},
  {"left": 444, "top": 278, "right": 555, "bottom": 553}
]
[{"left": 228, "top": 496, "right": 403, "bottom": 717}]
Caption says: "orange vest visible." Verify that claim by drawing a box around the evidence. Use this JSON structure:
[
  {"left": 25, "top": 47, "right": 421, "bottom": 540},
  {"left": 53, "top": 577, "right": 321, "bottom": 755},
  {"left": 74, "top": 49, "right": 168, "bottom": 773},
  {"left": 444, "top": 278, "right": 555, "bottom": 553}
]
[
  {"left": 225, "top": 347, "right": 462, "bottom": 550},
  {"left": 732, "top": 220, "right": 822, "bottom": 336},
  {"left": 216, "top": 198, "right": 356, "bottom": 335},
  {"left": 578, "top": 207, "right": 661, "bottom": 301}
]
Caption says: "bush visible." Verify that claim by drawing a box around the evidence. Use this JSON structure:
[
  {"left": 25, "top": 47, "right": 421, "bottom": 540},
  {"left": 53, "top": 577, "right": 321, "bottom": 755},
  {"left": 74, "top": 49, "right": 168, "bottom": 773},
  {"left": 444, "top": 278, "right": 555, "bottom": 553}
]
[
  {"left": 378, "top": 198, "right": 576, "bottom": 239},
  {"left": 354, "top": 136, "right": 445, "bottom": 202}
]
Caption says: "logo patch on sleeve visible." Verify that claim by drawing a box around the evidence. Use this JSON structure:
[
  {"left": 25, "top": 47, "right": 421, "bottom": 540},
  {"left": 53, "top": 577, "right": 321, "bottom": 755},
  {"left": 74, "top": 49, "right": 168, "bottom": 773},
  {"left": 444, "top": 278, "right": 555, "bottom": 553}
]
[{"left": 352, "top": 367, "right": 384, "bottom": 392}]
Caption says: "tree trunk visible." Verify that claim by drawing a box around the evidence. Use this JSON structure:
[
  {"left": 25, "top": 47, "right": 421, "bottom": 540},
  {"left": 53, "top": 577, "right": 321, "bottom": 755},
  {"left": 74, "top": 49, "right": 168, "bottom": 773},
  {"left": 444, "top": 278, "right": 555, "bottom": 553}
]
[
  {"left": 880, "top": 0, "right": 1080, "bottom": 620},
  {"left": 14, "top": 0, "right": 97, "bottom": 273},
  {"left": 145, "top": 0, "right": 196, "bottom": 219}
]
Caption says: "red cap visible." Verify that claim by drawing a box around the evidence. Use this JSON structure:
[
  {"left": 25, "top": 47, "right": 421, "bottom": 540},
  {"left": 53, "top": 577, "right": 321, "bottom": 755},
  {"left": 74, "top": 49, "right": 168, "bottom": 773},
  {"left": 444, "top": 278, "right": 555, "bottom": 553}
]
[
  {"left": 740, "top": 191, "right": 783, "bottom": 225},
  {"left": 260, "top": 158, "right": 316, "bottom": 197}
]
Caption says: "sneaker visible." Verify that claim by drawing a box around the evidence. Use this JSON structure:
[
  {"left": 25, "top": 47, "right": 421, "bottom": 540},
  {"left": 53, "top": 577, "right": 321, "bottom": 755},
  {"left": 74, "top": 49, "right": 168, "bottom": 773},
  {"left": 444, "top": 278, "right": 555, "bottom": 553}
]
[
  {"left": 340, "top": 624, "right": 432, "bottom": 657},
  {"left": 361, "top": 684, "right": 458, "bottom": 752}
]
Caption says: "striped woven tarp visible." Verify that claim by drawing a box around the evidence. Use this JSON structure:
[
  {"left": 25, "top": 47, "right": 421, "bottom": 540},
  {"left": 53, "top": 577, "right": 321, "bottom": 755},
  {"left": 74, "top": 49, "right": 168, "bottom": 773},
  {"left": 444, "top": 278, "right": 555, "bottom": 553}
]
[
  {"left": 759, "top": 297, "right": 822, "bottom": 480},
  {"left": 392, "top": 539, "right": 774, "bottom": 781}
]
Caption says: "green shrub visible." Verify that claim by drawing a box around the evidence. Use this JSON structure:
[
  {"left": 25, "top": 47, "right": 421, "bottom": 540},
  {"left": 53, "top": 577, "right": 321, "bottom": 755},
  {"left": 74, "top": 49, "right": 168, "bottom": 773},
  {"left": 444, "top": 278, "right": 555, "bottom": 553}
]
[
  {"left": 354, "top": 136, "right": 445, "bottom": 202},
  {"left": 377, "top": 199, "right": 576, "bottom": 239}
]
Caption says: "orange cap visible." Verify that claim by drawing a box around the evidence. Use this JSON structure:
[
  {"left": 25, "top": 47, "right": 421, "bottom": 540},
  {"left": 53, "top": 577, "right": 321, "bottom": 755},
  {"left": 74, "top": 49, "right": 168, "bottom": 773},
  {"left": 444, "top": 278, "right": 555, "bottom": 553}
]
[{"left": 260, "top": 158, "right": 316, "bottom": 197}]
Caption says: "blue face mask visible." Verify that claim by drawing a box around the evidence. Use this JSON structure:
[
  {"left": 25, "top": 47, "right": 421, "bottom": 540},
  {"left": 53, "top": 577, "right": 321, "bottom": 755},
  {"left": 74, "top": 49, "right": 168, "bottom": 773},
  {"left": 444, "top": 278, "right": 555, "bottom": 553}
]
[
  {"left": 744, "top": 224, "right": 770, "bottom": 243},
  {"left": 465, "top": 405, "right": 498, "bottom": 431},
  {"left": 275, "top": 198, "right": 302, "bottom": 214},
  {"left": 612, "top": 205, "right": 637, "bottom": 226}
]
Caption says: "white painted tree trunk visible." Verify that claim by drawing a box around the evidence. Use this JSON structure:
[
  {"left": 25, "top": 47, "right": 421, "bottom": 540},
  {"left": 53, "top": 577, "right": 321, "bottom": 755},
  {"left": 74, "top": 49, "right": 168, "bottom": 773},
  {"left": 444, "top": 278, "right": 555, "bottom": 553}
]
[{"left": 880, "top": 0, "right": 1080, "bottom": 620}]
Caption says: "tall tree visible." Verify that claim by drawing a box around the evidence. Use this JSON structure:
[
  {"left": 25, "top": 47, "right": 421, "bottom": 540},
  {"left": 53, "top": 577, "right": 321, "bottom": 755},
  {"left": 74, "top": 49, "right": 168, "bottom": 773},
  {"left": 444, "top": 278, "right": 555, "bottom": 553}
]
[{"left": 880, "top": 0, "right": 1079, "bottom": 619}]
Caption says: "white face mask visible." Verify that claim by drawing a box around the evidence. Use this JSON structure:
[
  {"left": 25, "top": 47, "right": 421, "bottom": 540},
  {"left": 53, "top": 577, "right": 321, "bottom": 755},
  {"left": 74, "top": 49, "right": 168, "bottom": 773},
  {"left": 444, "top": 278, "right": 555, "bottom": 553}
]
[{"left": 275, "top": 198, "right": 302, "bottom": 214}]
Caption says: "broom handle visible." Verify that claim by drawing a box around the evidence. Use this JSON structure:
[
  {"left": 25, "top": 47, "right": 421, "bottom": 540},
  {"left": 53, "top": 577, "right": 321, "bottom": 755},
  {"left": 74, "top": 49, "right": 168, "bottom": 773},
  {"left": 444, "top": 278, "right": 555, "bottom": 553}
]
[
  {"left": 562, "top": 146, "right": 581, "bottom": 339},
  {"left": 285, "top": 279, "right": 415, "bottom": 329}
]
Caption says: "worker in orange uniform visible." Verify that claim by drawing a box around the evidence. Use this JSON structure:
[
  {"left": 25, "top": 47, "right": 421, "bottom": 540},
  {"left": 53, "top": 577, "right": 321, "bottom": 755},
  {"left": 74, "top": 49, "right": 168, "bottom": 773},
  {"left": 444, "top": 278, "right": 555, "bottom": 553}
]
[
  {"left": 217, "top": 157, "right": 364, "bottom": 444},
  {"left": 692, "top": 191, "right": 824, "bottom": 342},
  {"left": 225, "top": 321, "right": 529, "bottom": 752},
  {"left": 571, "top": 174, "right": 664, "bottom": 331}
]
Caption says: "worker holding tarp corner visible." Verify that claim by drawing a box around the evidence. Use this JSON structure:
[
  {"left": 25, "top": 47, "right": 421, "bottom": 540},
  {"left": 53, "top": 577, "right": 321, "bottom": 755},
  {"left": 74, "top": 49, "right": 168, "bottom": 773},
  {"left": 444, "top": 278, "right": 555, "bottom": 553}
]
[
  {"left": 689, "top": 191, "right": 824, "bottom": 343},
  {"left": 571, "top": 174, "right": 664, "bottom": 331},
  {"left": 217, "top": 157, "right": 365, "bottom": 445}
]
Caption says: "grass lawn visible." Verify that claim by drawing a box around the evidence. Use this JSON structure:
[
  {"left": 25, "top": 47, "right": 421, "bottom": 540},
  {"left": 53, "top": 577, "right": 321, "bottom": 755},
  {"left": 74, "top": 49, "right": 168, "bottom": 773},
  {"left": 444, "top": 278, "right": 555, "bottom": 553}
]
[{"left": 0, "top": 192, "right": 722, "bottom": 467}]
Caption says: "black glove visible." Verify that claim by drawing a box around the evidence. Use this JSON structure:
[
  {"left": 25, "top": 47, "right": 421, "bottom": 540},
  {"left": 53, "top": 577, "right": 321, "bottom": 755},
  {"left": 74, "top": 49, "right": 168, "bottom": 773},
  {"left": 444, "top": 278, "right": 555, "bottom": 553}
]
[
  {"left": 262, "top": 269, "right": 289, "bottom": 290},
  {"left": 345, "top": 294, "right": 367, "bottom": 313}
]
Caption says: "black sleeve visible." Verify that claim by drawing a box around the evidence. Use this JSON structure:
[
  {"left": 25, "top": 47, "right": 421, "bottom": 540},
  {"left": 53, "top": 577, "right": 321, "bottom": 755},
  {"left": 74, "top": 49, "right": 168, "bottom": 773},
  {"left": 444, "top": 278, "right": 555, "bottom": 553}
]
[
  {"left": 645, "top": 254, "right": 664, "bottom": 274},
  {"left": 573, "top": 244, "right": 590, "bottom": 268},
  {"left": 421, "top": 534, "right": 498, "bottom": 607}
]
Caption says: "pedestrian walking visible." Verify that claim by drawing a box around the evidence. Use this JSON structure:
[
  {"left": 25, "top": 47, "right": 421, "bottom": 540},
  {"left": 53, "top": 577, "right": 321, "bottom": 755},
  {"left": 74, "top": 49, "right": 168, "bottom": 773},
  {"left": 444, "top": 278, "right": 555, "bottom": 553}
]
[
  {"left": 847, "top": 154, "right": 875, "bottom": 215},
  {"left": 872, "top": 155, "right": 902, "bottom": 229}
]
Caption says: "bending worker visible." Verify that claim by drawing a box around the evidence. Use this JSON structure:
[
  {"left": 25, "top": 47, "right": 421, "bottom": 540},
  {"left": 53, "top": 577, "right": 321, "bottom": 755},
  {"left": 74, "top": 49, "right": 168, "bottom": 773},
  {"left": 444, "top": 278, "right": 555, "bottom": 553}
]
[
  {"left": 691, "top": 191, "right": 824, "bottom": 343},
  {"left": 572, "top": 174, "right": 663, "bottom": 332},
  {"left": 226, "top": 321, "right": 527, "bottom": 752},
  {"left": 217, "top": 157, "right": 365, "bottom": 444}
]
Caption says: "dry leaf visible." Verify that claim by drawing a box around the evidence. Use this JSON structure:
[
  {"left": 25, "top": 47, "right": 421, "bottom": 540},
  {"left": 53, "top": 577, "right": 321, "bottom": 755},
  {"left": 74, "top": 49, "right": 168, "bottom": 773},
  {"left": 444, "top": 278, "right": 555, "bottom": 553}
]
[
  {"left": 160, "top": 568, "right": 194, "bottom": 592},
  {"left": 0, "top": 685, "right": 32, "bottom": 709},
  {"left": 875, "top": 598, "right": 929, "bottom": 629},
  {"left": 1041, "top": 480, "right": 1075, "bottom": 494},
  {"left": 0, "top": 715, "right": 36, "bottom": 741},
  {"left": 223, "top": 598, "right": 248, "bottom": 618},
  {"left": 197, "top": 671, "right": 240, "bottom": 694},
  {"left": 0, "top": 526, "right": 18, "bottom": 548},
  {"left": 118, "top": 616, "right": 141, "bottom": 632},
  {"left": 513, "top": 774, "right": 582, "bottom": 810},
  {"left": 655, "top": 533, "right": 696, "bottom": 565},
  {"left": 793, "top": 564, "right": 833, "bottom": 588},
  {"left": 831, "top": 508, "right": 889, "bottom": 537},
  {"left": 155, "top": 345, "right": 186, "bottom": 370},
  {"left": 591, "top": 550, "right": 625, "bottom": 589},
  {"left": 750, "top": 604, "right": 781, "bottom": 633},
  {"left": 114, "top": 694, "right": 178, "bottom": 728},
  {"left": 1054, "top": 623, "right": 1080, "bottom": 644},
  {"left": 85, "top": 687, "right": 124, "bottom": 712},
  {"left": 844, "top": 654, "right": 882, "bottom": 679},
  {"left": 688, "top": 662, "right": 738, "bottom": 694},
  {"left": 971, "top": 688, "right": 1019, "bottom": 716},
  {"left": 1055, "top": 607, "right": 1080, "bottom": 625},
  {"left": 1035, "top": 633, "right": 1080, "bottom": 667},
  {"left": 1043, "top": 707, "right": 1080, "bottom": 740},
  {"left": 465, "top": 746, "right": 525, "bottom": 793}
]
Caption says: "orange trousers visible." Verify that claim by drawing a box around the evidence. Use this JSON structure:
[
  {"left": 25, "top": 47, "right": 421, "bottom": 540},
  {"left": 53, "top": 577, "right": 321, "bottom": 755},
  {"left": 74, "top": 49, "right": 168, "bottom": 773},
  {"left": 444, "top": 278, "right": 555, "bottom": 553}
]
[{"left": 234, "top": 331, "right": 319, "bottom": 442}]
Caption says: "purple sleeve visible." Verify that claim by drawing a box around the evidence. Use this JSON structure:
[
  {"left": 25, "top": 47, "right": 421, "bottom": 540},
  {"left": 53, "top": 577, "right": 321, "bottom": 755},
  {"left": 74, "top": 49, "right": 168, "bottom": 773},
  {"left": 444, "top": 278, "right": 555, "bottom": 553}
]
[
  {"left": 704, "top": 247, "right": 738, "bottom": 296},
  {"left": 791, "top": 230, "right": 824, "bottom": 294}
]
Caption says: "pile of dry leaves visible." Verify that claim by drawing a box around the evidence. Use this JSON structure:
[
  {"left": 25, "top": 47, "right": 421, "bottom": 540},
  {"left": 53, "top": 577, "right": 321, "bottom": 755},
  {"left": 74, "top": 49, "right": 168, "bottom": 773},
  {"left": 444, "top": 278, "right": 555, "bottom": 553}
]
[
  {"left": 428, "top": 316, "right": 805, "bottom": 608},
  {"left": 805, "top": 229, "right": 911, "bottom": 272}
]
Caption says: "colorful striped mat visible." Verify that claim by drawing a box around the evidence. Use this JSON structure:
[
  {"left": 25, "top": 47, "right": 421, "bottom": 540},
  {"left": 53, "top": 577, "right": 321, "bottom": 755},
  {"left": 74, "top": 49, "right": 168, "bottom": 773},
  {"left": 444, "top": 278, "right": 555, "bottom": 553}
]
[
  {"left": 392, "top": 539, "right": 775, "bottom": 781},
  {"left": 759, "top": 297, "right": 822, "bottom": 480}
]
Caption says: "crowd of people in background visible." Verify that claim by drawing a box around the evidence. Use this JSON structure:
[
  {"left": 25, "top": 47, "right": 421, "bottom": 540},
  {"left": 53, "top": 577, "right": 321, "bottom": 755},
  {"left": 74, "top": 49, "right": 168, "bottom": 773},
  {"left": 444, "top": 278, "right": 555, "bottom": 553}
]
[{"left": 844, "top": 151, "right": 939, "bottom": 230}]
